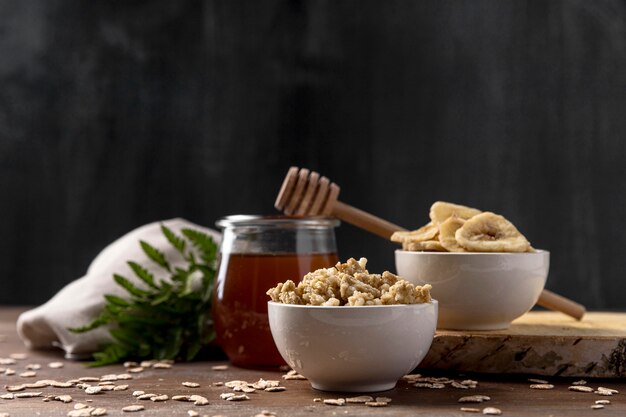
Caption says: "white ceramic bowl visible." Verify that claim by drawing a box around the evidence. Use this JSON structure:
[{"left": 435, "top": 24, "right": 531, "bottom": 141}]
[
  {"left": 395, "top": 250, "right": 549, "bottom": 330},
  {"left": 268, "top": 301, "right": 438, "bottom": 392}
]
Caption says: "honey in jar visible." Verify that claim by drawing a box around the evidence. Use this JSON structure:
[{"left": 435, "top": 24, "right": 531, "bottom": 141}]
[{"left": 212, "top": 215, "right": 339, "bottom": 368}]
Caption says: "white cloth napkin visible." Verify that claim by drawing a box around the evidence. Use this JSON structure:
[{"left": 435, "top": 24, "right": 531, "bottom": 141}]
[{"left": 17, "top": 218, "right": 221, "bottom": 359}]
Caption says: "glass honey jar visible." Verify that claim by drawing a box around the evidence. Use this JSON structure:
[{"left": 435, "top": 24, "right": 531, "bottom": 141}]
[{"left": 212, "top": 215, "right": 339, "bottom": 368}]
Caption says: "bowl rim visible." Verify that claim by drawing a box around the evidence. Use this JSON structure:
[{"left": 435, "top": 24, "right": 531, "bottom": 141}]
[
  {"left": 395, "top": 248, "right": 549, "bottom": 256},
  {"left": 268, "top": 299, "right": 438, "bottom": 310}
]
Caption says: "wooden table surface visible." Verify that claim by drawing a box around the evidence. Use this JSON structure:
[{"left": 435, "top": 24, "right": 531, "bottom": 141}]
[{"left": 1, "top": 307, "right": 624, "bottom": 417}]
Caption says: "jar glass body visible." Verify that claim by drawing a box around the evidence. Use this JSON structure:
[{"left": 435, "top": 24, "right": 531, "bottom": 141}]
[{"left": 212, "top": 215, "right": 339, "bottom": 368}]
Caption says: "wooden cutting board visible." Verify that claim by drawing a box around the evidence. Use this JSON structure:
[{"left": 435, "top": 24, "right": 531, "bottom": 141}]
[{"left": 419, "top": 311, "right": 626, "bottom": 378}]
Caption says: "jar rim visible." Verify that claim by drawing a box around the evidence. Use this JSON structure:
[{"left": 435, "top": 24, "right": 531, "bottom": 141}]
[{"left": 216, "top": 215, "right": 340, "bottom": 229}]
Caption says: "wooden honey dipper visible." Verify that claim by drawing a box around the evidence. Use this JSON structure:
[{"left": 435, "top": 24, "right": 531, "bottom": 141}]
[{"left": 275, "top": 166, "right": 586, "bottom": 320}]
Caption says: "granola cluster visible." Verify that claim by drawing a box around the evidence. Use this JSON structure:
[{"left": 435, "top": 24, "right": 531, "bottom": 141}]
[{"left": 266, "top": 258, "right": 432, "bottom": 306}]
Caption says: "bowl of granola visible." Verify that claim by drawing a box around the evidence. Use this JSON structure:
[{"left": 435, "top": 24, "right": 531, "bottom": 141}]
[
  {"left": 267, "top": 258, "right": 437, "bottom": 392},
  {"left": 393, "top": 201, "right": 549, "bottom": 330}
]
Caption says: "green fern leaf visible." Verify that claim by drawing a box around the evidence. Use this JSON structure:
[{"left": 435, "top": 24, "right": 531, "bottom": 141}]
[{"left": 140, "top": 240, "right": 170, "bottom": 271}]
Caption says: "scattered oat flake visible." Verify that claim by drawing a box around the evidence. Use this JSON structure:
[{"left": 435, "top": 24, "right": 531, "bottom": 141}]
[
  {"left": 116, "top": 374, "right": 133, "bottom": 380},
  {"left": 140, "top": 360, "right": 157, "bottom": 367},
  {"left": 91, "top": 408, "right": 107, "bottom": 416},
  {"left": 226, "top": 394, "right": 249, "bottom": 402},
  {"left": 366, "top": 401, "right": 388, "bottom": 407},
  {"left": 346, "top": 395, "right": 373, "bottom": 403},
  {"left": 0, "top": 393, "right": 15, "bottom": 400},
  {"left": 597, "top": 387, "right": 618, "bottom": 394},
  {"left": 14, "top": 391, "right": 42, "bottom": 398},
  {"left": 0, "top": 358, "right": 16, "bottom": 365},
  {"left": 26, "top": 363, "right": 41, "bottom": 370},
  {"left": 265, "top": 386, "right": 286, "bottom": 392},
  {"left": 0, "top": 413, "right": 8, "bottom": 417},
  {"left": 9, "top": 353, "right": 27, "bottom": 360},
  {"left": 173, "top": 395, "right": 192, "bottom": 401},
  {"left": 99, "top": 386, "right": 114, "bottom": 391},
  {"left": 528, "top": 378, "right": 549, "bottom": 384},
  {"left": 151, "top": 394, "right": 169, "bottom": 402},
  {"left": 127, "top": 367, "right": 144, "bottom": 373},
  {"left": 591, "top": 405, "right": 605, "bottom": 410},
  {"left": 132, "top": 391, "right": 145, "bottom": 397},
  {"left": 190, "top": 394, "right": 210, "bottom": 405},
  {"left": 48, "top": 361, "right": 64, "bottom": 368},
  {"left": 100, "top": 374, "right": 118, "bottom": 381},
  {"left": 376, "top": 396, "right": 392, "bottom": 403},
  {"left": 19, "top": 371, "right": 36, "bottom": 378},
  {"left": 123, "top": 361, "right": 138, "bottom": 368},
  {"left": 569, "top": 385, "right": 594, "bottom": 393},
  {"left": 212, "top": 364, "right": 229, "bottom": 371},
  {"left": 188, "top": 411, "right": 199, "bottom": 417},
  {"left": 431, "top": 383, "right": 446, "bottom": 389},
  {"left": 6, "top": 384, "right": 26, "bottom": 392},
  {"left": 54, "top": 395, "right": 73, "bottom": 403},
  {"left": 282, "top": 369, "right": 306, "bottom": 380},
  {"left": 85, "top": 386, "right": 103, "bottom": 395},
  {"left": 220, "top": 393, "right": 235, "bottom": 400},
  {"left": 5, "top": 368, "right": 15, "bottom": 375},
  {"left": 459, "top": 395, "right": 491, "bottom": 403},
  {"left": 313, "top": 398, "right": 322, "bottom": 402},
  {"left": 98, "top": 381, "right": 116, "bottom": 386},
  {"left": 323, "top": 398, "right": 346, "bottom": 406},
  {"left": 596, "top": 399, "right": 611, "bottom": 405},
  {"left": 461, "top": 408, "right": 481, "bottom": 413},
  {"left": 573, "top": 379, "right": 588, "bottom": 385},
  {"left": 482, "top": 407, "right": 502, "bottom": 415},
  {"left": 52, "top": 381, "right": 74, "bottom": 388},
  {"left": 79, "top": 377, "right": 100, "bottom": 382},
  {"left": 461, "top": 380, "right": 479, "bottom": 387},
  {"left": 452, "top": 381, "right": 470, "bottom": 389},
  {"left": 137, "top": 393, "right": 157, "bottom": 400},
  {"left": 25, "top": 381, "right": 49, "bottom": 389},
  {"left": 152, "top": 362, "right": 172, "bottom": 369},
  {"left": 122, "top": 405, "right": 145, "bottom": 412},
  {"left": 74, "top": 403, "right": 88, "bottom": 409},
  {"left": 225, "top": 380, "right": 247, "bottom": 388},
  {"left": 252, "top": 379, "right": 280, "bottom": 389},
  {"left": 182, "top": 381, "right": 200, "bottom": 388},
  {"left": 530, "top": 384, "right": 554, "bottom": 390},
  {"left": 67, "top": 409, "right": 94, "bottom": 417}
]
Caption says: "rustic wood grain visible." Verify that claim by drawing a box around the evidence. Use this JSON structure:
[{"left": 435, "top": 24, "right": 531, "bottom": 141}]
[
  {"left": 421, "top": 312, "right": 626, "bottom": 378},
  {"left": 1, "top": 307, "right": 625, "bottom": 416}
]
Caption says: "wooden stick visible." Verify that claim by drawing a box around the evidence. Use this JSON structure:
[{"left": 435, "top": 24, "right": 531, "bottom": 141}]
[
  {"left": 332, "top": 201, "right": 406, "bottom": 240},
  {"left": 537, "top": 289, "right": 586, "bottom": 320}
]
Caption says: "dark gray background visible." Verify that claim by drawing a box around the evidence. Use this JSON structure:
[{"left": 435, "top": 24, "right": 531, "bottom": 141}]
[{"left": 1, "top": 1, "right": 625, "bottom": 309}]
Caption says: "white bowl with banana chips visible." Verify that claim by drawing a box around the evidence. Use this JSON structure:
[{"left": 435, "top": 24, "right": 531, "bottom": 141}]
[{"left": 395, "top": 250, "right": 549, "bottom": 330}]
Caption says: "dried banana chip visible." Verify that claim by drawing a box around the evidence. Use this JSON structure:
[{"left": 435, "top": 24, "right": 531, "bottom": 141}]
[
  {"left": 438, "top": 216, "right": 466, "bottom": 252},
  {"left": 403, "top": 240, "right": 447, "bottom": 252},
  {"left": 429, "top": 201, "right": 482, "bottom": 224},
  {"left": 391, "top": 222, "right": 438, "bottom": 243},
  {"left": 455, "top": 212, "right": 530, "bottom": 252}
]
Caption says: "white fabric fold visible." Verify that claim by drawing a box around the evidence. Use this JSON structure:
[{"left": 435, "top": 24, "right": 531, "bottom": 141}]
[{"left": 16, "top": 218, "right": 221, "bottom": 359}]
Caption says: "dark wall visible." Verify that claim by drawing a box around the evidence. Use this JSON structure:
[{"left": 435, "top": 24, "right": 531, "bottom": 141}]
[{"left": 1, "top": 0, "right": 625, "bottom": 309}]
